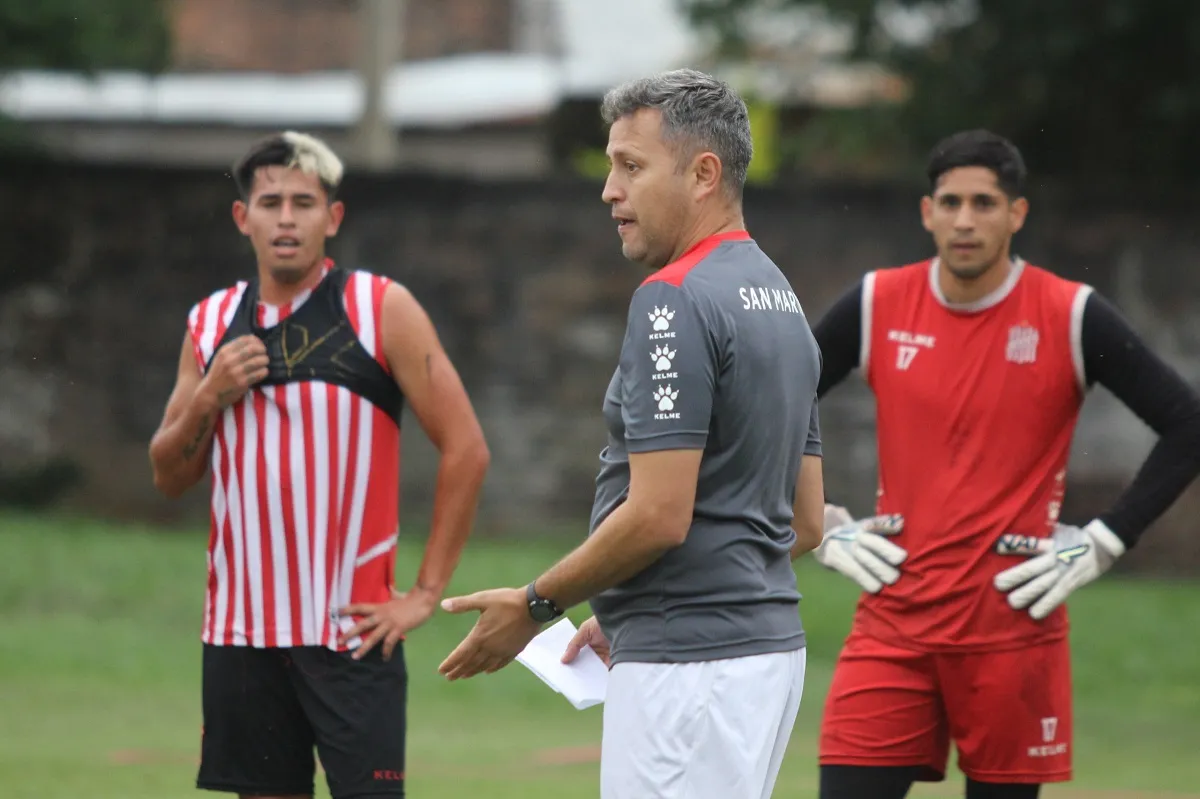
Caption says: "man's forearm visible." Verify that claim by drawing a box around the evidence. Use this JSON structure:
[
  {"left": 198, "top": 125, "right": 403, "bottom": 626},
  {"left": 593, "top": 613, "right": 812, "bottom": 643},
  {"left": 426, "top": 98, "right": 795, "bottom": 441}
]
[
  {"left": 791, "top": 537, "right": 819, "bottom": 561},
  {"left": 1097, "top": 414, "right": 1200, "bottom": 548},
  {"left": 533, "top": 501, "right": 677, "bottom": 611},
  {"left": 790, "top": 453, "right": 825, "bottom": 560},
  {"left": 149, "top": 387, "right": 221, "bottom": 498},
  {"left": 413, "top": 440, "right": 490, "bottom": 597},
  {"left": 1080, "top": 293, "right": 1200, "bottom": 548}
]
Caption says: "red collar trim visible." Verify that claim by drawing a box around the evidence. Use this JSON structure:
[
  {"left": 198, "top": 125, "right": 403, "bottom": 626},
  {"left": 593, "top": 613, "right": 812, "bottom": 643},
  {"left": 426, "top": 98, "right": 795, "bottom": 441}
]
[
  {"left": 681, "top": 229, "right": 751, "bottom": 259},
  {"left": 643, "top": 230, "right": 751, "bottom": 287}
]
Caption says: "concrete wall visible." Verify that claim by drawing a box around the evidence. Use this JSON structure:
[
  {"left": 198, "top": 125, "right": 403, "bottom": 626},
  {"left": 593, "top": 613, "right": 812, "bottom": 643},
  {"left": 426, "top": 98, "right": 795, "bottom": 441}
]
[{"left": 3, "top": 159, "right": 1199, "bottom": 573}]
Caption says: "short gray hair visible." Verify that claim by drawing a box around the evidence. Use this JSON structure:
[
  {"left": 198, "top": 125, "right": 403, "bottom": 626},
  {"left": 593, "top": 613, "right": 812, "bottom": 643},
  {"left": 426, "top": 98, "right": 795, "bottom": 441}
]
[{"left": 601, "top": 68, "right": 753, "bottom": 197}]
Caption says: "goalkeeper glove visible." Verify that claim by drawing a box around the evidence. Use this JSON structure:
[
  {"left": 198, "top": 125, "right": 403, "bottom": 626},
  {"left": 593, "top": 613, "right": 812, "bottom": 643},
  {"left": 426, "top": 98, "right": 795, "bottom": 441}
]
[
  {"left": 993, "top": 520, "right": 1126, "bottom": 620},
  {"left": 814, "top": 504, "right": 908, "bottom": 594}
]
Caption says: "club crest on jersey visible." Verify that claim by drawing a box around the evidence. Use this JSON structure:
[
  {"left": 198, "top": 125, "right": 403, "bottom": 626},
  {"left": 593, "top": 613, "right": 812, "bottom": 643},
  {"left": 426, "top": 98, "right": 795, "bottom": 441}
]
[{"left": 1006, "top": 324, "right": 1039, "bottom": 364}]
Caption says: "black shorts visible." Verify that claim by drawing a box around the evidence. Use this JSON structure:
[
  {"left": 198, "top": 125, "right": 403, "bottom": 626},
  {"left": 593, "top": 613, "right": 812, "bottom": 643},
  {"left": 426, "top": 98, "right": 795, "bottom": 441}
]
[{"left": 197, "top": 643, "right": 407, "bottom": 798}]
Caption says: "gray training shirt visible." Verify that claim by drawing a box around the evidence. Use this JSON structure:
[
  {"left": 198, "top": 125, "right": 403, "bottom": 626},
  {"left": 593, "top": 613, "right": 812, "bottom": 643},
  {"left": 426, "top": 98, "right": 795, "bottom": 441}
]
[{"left": 588, "top": 231, "right": 823, "bottom": 665}]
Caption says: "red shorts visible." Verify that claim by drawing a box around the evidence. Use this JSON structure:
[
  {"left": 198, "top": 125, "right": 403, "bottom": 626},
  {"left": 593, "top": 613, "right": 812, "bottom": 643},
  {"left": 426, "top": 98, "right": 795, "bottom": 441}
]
[{"left": 819, "top": 630, "right": 1072, "bottom": 784}]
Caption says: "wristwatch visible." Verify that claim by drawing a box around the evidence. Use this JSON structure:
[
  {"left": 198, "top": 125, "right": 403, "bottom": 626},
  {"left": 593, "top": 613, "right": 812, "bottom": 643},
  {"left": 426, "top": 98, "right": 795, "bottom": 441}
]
[{"left": 526, "top": 582, "right": 563, "bottom": 623}]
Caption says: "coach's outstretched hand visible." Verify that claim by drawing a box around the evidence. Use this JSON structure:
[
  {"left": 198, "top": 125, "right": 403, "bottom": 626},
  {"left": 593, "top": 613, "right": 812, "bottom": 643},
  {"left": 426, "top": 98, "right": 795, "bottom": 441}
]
[
  {"left": 562, "top": 616, "right": 611, "bottom": 668},
  {"left": 993, "top": 520, "right": 1126, "bottom": 620},
  {"left": 437, "top": 588, "right": 542, "bottom": 681},
  {"left": 813, "top": 506, "right": 907, "bottom": 594}
]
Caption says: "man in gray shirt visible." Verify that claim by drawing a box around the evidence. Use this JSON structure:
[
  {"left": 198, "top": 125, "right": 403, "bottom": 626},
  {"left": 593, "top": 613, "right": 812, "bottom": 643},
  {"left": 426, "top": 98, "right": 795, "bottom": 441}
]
[
  {"left": 437, "top": 68, "right": 827, "bottom": 799},
  {"left": 588, "top": 228, "right": 823, "bottom": 665}
]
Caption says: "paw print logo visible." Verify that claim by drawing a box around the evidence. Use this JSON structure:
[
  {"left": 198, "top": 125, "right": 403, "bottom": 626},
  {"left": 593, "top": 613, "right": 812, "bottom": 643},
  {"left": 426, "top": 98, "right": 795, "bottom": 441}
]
[
  {"left": 653, "top": 385, "right": 679, "bottom": 411},
  {"left": 648, "top": 306, "right": 674, "bottom": 331},
  {"left": 650, "top": 346, "right": 676, "bottom": 371}
]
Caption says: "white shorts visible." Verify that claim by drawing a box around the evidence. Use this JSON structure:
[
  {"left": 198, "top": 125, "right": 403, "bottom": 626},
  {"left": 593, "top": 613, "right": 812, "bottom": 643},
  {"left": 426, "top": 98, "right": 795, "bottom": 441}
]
[{"left": 600, "top": 647, "right": 807, "bottom": 799}]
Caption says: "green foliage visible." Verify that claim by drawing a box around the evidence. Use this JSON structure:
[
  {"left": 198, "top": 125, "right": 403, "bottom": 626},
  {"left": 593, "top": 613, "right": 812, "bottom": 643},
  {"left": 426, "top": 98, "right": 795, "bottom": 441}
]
[
  {"left": 682, "top": 0, "right": 1200, "bottom": 184},
  {"left": 779, "top": 105, "right": 918, "bottom": 180},
  {"left": 0, "top": 0, "right": 171, "bottom": 73}
]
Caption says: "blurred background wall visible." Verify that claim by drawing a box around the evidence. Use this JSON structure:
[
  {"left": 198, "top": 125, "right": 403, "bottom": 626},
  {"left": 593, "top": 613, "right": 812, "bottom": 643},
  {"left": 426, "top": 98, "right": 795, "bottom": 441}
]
[{"left": 2, "top": 0, "right": 1199, "bottom": 575}]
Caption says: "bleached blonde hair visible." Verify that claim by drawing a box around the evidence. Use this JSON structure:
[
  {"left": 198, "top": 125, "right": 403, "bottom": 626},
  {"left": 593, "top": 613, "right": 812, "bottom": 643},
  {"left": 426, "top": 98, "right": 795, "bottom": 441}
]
[
  {"left": 281, "top": 131, "right": 344, "bottom": 188},
  {"left": 233, "top": 131, "right": 345, "bottom": 200}
]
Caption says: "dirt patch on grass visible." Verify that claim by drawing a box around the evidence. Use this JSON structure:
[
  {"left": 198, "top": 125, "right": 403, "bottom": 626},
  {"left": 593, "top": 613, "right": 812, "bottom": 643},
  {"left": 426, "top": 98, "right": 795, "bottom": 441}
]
[
  {"left": 110, "top": 747, "right": 1197, "bottom": 799},
  {"left": 108, "top": 749, "right": 327, "bottom": 774},
  {"left": 525, "top": 747, "right": 1200, "bottom": 799},
  {"left": 531, "top": 744, "right": 602, "bottom": 766},
  {"left": 1041, "top": 787, "right": 1200, "bottom": 791},
  {"left": 914, "top": 784, "right": 1200, "bottom": 799},
  {"left": 108, "top": 749, "right": 198, "bottom": 767}
]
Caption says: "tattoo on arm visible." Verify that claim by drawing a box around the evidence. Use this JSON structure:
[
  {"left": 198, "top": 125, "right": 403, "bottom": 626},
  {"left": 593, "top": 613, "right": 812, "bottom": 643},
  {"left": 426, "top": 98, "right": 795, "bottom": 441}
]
[
  {"left": 181, "top": 414, "right": 213, "bottom": 461},
  {"left": 425, "top": 353, "right": 432, "bottom": 380}
]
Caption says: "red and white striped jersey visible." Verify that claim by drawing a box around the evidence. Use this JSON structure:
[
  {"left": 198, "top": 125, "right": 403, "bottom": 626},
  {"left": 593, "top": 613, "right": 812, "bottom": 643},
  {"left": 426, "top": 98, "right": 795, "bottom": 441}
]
[{"left": 186, "top": 261, "right": 401, "bottom": 650}]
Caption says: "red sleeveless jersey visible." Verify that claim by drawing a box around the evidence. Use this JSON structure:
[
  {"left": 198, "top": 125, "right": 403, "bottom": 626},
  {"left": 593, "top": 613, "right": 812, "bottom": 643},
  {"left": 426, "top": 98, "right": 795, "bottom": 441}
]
[
  {"left": 186, "top": 262, "right": 401, "bottom": 651},
  {"left": 857, "top": 258, "right": 1092, "bottom": 651}
]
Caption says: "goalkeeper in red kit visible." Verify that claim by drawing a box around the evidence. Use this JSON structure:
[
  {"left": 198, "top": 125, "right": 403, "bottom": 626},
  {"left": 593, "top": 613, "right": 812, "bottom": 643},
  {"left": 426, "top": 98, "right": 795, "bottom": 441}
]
[{"left": 810, "top": 129, "right": 1200, "bottom": 799}]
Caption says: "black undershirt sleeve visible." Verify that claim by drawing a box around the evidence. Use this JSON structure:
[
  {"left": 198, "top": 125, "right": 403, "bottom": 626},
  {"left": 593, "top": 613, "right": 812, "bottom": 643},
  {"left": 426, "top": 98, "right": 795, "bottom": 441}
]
[
  {"left": 1081, "top": 291, "right": 1200, "bottom": 548},
  {"left": 811, "top": 280, "right": 865, "bottom": 506},
  {"left": 813, "top": 279, "right": 864, "bottom": 398}
]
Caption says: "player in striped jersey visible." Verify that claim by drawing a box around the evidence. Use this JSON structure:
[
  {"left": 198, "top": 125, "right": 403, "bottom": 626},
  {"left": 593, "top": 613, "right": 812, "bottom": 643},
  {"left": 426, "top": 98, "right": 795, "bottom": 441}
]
[{"left": 149, "top": 131, "right": 491, "bottom": 799}]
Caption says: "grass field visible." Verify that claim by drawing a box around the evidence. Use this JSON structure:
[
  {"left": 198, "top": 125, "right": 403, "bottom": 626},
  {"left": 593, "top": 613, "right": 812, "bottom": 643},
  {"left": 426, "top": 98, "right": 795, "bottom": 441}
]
[{"left": 1, "top": 511, "right": 1198, "bottom": 798}]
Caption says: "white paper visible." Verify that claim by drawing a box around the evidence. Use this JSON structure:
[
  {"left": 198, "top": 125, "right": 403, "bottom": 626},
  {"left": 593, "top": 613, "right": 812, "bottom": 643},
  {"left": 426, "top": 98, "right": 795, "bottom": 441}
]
[{"left": 515, "top": 617, "right": 608, "bottom": 710}]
